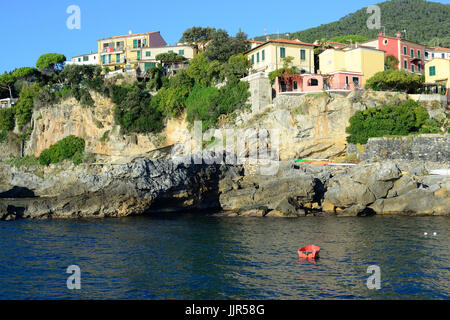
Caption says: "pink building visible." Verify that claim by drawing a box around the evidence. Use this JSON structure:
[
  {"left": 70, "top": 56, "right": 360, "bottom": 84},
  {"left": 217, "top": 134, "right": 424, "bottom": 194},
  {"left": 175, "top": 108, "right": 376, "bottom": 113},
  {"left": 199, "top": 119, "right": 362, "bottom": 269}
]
[
  {"left": 275, "top": 72, "right": 362, "bottom": 93},
  {"left": 362, "top": 33, "right": 426, "bottom": 74}
]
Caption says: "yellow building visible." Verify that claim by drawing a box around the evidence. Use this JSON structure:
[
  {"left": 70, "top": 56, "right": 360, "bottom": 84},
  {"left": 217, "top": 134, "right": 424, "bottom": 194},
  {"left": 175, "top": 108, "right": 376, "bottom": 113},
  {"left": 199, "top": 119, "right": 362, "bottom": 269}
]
[
  {"left": 425, "top": 58, "right": 450, "bottom": 89},
  {"left": 246, "top": 39, "right": 316, "bottom": 74},
  {"left": 97, "top": 31, "right": 167, "bottom": 72},
  {"left": 319, "top": 46, "right": 385, "bottom": 86}
]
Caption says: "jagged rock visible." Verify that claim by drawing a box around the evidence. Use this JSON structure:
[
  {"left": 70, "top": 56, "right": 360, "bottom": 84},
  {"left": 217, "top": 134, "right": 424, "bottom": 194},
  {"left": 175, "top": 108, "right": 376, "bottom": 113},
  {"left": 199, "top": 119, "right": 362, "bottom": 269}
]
[{"left": 370, "top": 188, "right": 450, "bottom": 215}]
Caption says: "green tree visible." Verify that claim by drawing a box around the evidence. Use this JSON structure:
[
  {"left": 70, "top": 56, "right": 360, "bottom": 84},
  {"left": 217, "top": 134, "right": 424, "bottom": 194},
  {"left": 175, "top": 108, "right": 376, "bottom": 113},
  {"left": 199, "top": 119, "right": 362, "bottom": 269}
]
[
  {"left": 365, "top": 69, "right": 424, "bottom": 93},
  {"left": 186, "top": 53, "right": 221, "bottom": 87},
  {"left": 180, "top": 26, "right": 216, "bottom": 51},
  {"left": 36, "top": 53, "right": 66, "bottom": 72},
  {"left": 14, "top": 84, "right": 39, "bottom": 128},
  {"left": 385, "top": 55, "right": 399, "bottom": 70},
  {"left": 0, "top": 108, "right": 15, "bottom": 131},
  {"left": 186, "top": 85, "right": 219, "bottom": 131},
  {"left": 155, "top": 52, "right": 186, "bottom": 63},
  {"left": 0, "top": 72, "right": 16, "bottom": 99},
  {"left": 221, "top": 53, "right": 251, "bottom": 81},
  {"left": 204, "top": 29, "right": 235, "bottom": 63}
]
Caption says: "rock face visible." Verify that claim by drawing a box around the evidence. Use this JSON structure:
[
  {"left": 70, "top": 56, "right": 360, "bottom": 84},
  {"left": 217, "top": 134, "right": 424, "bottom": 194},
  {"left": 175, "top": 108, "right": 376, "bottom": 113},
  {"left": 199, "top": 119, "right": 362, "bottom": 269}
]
[
  {"left": 0, "top": 154, "right": 236, "bottom": 219},
  {"left": 24, "top": 92, "right": 189, "bottom": 162},
  {"left": 230, "top": 90, "right": 411, "bottom": 160}
]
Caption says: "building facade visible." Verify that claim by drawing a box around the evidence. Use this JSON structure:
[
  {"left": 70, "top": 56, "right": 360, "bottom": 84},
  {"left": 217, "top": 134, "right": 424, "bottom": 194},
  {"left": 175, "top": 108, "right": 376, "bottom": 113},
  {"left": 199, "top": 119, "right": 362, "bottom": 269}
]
[
  {"left": 319, "top": 46, "right": 385, "bottom": 86},
  {"left": 97, "top": 31, "right": 167, "bottom": 72},
  {"left": 425, "top": 58, "right": 450, "bottom": 93},
  {"left": 425, "top": 47, "right": 450, "bottom": 61},
  {"left": 246, "top": 39, "right": 316, "bottom": 74},
  {"left": 66, "top": 52, "right": 98, "bottom": 66},
  {"left": 362, "top": 33, "right": 426, "bottom": 74}
]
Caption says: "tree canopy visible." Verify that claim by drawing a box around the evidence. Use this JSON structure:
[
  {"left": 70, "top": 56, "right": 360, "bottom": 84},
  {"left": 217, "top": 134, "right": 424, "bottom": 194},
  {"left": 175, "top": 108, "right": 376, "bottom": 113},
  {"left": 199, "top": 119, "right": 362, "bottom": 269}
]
[{"left": 36, "top": 53, "right": 66, "bottom": 72}]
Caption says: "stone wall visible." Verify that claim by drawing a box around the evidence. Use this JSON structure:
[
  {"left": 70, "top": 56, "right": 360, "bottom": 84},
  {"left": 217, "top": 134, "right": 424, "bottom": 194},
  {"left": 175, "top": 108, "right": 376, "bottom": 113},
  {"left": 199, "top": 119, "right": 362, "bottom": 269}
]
[
  {"left": 241, "top": 72, "right": 272, "bottom": 114},
  {"left": 362, "top": 134, "right": 450, "bottom": 162}
]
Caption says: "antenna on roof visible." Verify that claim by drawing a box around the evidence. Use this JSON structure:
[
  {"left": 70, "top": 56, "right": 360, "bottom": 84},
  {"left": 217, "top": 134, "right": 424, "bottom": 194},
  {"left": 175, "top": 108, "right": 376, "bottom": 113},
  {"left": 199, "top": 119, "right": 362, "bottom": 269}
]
[
  {"left": 403, "top": 29, "right": 407, "bottom": 40},
  {"left": 264, "top": 26, "right": 267, "bottom": 36}
]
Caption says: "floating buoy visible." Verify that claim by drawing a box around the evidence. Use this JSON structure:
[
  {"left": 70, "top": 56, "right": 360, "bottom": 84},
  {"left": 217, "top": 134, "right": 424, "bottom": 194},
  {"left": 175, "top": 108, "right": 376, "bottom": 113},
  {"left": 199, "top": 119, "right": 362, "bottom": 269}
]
[
  {"left": 424, "top": 232, "right": 428, "bottom": 236},
  {"left": 298, "top": 245, "right": 320, "bottom": 260},
  {"left": 433, "top": 232, "right": 437, "bottom": 236}
]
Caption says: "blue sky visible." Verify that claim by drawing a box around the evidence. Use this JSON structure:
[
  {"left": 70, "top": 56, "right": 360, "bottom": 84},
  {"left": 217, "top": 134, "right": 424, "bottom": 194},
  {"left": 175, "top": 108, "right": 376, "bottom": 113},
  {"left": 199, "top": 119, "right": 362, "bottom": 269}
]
[{"left": 0, "top": 0, "right": 448, "bottom": 73}]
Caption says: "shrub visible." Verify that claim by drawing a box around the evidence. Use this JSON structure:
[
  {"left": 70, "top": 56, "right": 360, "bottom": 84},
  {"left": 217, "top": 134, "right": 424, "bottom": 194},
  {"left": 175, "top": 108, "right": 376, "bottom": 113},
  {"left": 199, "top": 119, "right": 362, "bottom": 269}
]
[
  {"left": 0, "top": 129, "right": 7, "bottom": 143},
  {"left": 186, "top": 85, "right": 219, "bottom": 131},
  {"left": 38, "top": 135, "right": 85, "bottom": 166},
  {"left": 345, "top": 100, "right": 439, "bottom": 144},
  {"left": 0, "top": 108, "right": 15, "bottom": 131},
  {"left": 365, "top": 69, "right": 424, "bottom": 93},
  {"left": 14, "top": 84, "right": 39, "bottom": 128}
]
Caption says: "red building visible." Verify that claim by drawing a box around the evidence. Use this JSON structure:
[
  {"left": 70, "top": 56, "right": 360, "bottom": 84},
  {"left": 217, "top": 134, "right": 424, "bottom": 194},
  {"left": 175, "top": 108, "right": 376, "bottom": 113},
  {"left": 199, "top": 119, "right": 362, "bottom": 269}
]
[{"left": 362, "top": 33, "right": 426, "bottom": 74}]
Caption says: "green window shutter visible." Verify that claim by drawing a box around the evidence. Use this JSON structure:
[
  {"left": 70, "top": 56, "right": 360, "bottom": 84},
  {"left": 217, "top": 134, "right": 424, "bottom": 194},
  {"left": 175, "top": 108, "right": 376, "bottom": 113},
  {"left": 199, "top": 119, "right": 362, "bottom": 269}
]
[
  {"left": 101, "top": 55, "right": 105, "bottom": 64},
  {"left": 168, "top": 50, "right": 174, "bottom": 53},
  {"left": 300, "top": 49, "right": 306, "bottom": 60},
  {"left": 257, "top": 52, "right": 260, "bottom": 63},
  {"left": 418, "top": 64, "right": 421, "bottom": 72},
  {"left": 252, "top": 55, "right": 254, "bottom": 64},
  {"left": 410, "top": 49, "right": 414, "bottom": 58},
  {"left": 429, "top": 66, "right": 436, "bottom": 76},
  {"left": 78, "top": 58, "right": 81, "bottom": 62},
  {"left": 133, "top": 39, "right": 137, "bottom": 48},
  {"left": 411, "top": 65, "right": 415, "bottom": 73},
  {"left": 403, "top": 47, "right": 407, "bottom": 55},
  {"left": 262, "top": 50, "right": 265, "bottom": 61},
  {"left": 417, "top": 50, "right": 421, "bottom": 58},
  {"left": 404, "top": 60, "right": 407, "bottom": 69},
  {"left": 146, "top": 51, "right": 151, "bottom": 57},
  {"left": 280, "top": 48, "right": 285, "bottom": 58},
  {"left": 83, "top": 56, "right": 88, "bottom": 61},
  {"left": 137, "top": 51, "right": 141, "bottom": 60},
  {"left": 179, "top": 50, "right": 184, "bottom": 55}
]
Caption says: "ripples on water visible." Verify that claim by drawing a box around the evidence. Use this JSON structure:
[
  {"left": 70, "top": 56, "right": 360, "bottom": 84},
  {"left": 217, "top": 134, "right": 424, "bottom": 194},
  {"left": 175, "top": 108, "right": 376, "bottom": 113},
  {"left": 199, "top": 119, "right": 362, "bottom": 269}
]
[{"left": 0, "top": 215, "right": 448, "bottom": 299}]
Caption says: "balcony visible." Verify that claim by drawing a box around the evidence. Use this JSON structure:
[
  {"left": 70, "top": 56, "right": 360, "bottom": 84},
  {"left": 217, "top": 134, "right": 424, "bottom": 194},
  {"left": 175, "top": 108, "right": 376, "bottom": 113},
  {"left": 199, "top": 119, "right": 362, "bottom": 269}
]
[
  {"left": 129, "top": 44, "right": 148, "bottom": 51},
  {"left": 102, "top": 46, "right": 125, "bottom": 54},
  {"left": 102, "top": 57, "right": 125, "bottom": 65}
]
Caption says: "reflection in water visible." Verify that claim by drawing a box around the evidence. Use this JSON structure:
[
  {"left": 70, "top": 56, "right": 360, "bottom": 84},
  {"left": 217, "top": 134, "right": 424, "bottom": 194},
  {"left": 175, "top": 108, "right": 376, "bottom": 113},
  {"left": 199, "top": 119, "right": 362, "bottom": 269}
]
[{"left": 0, "top": 215, "right": 448, "bottom": 299}]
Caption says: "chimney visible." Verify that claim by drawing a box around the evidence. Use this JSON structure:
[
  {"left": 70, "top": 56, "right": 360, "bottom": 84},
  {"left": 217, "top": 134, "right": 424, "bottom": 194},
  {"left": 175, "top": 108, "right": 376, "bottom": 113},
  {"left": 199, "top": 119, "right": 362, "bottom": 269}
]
[{"left": 396, "top": 32, "right": 402, "bottom": 39}]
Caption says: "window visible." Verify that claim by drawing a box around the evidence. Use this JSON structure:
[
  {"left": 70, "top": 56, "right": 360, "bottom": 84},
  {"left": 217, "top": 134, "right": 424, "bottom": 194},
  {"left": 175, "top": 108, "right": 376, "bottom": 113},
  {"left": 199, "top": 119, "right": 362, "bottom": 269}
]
[
  {"left": 293, "top": 81, "right": 298, "bottom": 90},
  {"left": 442, "top": 53, "right": 445, "bottom": 59},
  {"left": 101, "top": 55, "right": 105, "bottom": 64},
  {"left": 425, "top": 52, "right": 429, "bottom": 58},
  {"left": 137, "top": 51, "right": 141, "bottom": 60},
  {"left": 116, "top": 54, "right": 120, "bottom": 63},
  {"left": 257, "top": 52, "right": 260, "bottom": 63},
  {"left": 251, "top": 55, "right": 254, "bottom": 65},
  {"left": 83, "top": 56, "right": 89, "bottom": 61},
  {"left": 429, "top": 66, "right": 436, "bottom": 76},
  {"left": 418, "top": 64, "right": 421, "bottom": 72},
  {"left": 353, "top": 77, "right": 360, "bottom": 87},
  {"left": 168, "top": 50, "right": 174, "bottom": 53},
  {"left": 300, "top": 49, "right": 306, "bottom": 60},
  {"left": 404, "top": 60, "right": 408, "bottom": 69},
  {"left": 417, "top": 50, "right": 421, "bottom": 58},
  {"left": 179, "top": 50, "right": 184, "bottom": 55},
  {"left": 309, "top": 78, "right": 319, "bottom": 86},
  {"left": 262, "top": 50, "right": 265, "bottom": 61},
  {"left": 383, "top": 39, "right": 388, "bottom": 45},
  {"left": 432, "top": 53, "right": 435, "bottom": 58},
  {"left": 146, "top": 51, "right": 151, "bottom": 57},
  {"left": 410, "top": 49, "right": 414, "bottom": 58},
  {"left": 345, "top": 76, "right": 349, "bottom": 85},
  {"left": 78, "top": 57, "right": 81, "bottom": 62},
  {"left": 411, "top": 64, "right": 415, "bottom": 73},
  {"left": 280, "top": 47, "right": 285, "bottom": 58},
  {"left": 133, "top": 39, "right": 138, "bottom": 49},
  {"left": 403, "top": 46, "right": 407, "bottom": 55}
]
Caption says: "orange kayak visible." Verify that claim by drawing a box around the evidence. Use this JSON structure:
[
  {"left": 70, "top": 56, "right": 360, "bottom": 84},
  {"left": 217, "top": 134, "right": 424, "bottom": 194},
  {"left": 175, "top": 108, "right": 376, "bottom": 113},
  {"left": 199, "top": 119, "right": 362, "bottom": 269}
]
[{"left": 298, "top": 245, "right": 320, "bottom": 259}]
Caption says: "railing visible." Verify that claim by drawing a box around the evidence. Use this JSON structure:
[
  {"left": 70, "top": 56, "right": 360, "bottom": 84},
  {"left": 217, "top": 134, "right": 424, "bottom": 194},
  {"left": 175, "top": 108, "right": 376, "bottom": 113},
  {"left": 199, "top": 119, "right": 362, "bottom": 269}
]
[{"left": 102, "top": 47, "right": 125, "bottom": 53}]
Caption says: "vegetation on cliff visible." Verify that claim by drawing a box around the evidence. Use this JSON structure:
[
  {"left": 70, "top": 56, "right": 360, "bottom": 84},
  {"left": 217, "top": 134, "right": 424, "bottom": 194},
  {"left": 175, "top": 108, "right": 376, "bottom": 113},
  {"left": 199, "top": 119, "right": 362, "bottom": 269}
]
[
  {"left": 38, "top": 135, "right": 85, "bottom": 166},
  {"left": 365, "top": 69, "right": 424, "bottom": 93},
  {"left": 346, "top": 100, "right": 444, "bottom": 144}
]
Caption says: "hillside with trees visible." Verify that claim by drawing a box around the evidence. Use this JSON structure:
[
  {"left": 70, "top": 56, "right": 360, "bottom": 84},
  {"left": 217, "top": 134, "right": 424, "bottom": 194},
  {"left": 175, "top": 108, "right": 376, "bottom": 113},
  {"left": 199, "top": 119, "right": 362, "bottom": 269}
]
[{"left": 253, "top": 0, "right": 450, "bottom": 47}]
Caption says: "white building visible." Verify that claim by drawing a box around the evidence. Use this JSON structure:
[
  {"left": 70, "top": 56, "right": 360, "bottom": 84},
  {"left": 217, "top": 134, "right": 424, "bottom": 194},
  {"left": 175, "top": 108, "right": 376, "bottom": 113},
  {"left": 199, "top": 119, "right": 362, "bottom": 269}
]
[
  {"left": 0, "top": 98, "right": 18, "bottom": 109},
  {"left": 425, "top": 47, "right": 450, "bottom": 61},
  {"left": 66, "top": 52, "right": 99, "bottom": 65}
]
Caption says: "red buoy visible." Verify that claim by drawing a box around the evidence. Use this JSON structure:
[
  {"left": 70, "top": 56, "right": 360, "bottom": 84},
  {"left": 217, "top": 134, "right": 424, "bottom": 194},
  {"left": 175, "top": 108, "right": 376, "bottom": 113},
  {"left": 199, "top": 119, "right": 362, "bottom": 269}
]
[{"left": 298, "top": 245, "right": 320, "bottom": 259}]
